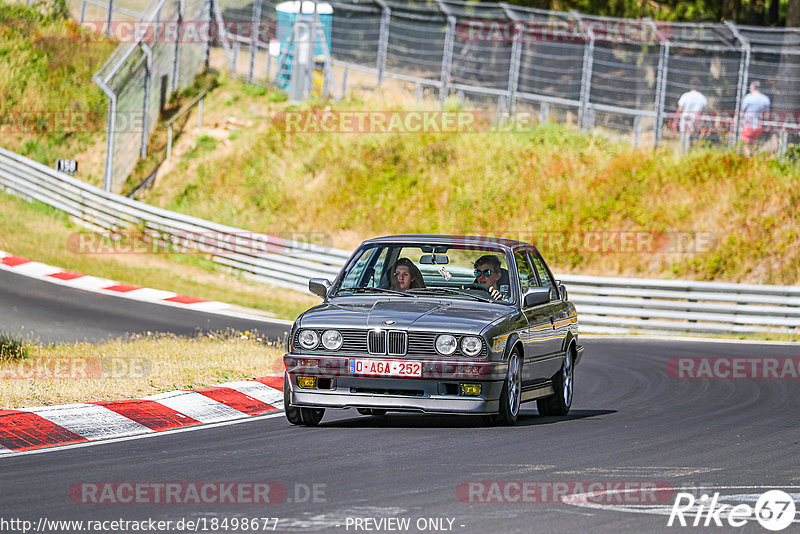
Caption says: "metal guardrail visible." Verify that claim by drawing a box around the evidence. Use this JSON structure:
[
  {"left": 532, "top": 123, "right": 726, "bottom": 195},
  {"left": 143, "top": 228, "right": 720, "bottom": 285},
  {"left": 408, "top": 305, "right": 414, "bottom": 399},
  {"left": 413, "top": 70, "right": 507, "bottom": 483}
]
[
  {"left": 1, "top": 146, "right": 798, "bottom": 335},
  {"left": 0, "top": 147, "right": 349, "bottom": 293}
]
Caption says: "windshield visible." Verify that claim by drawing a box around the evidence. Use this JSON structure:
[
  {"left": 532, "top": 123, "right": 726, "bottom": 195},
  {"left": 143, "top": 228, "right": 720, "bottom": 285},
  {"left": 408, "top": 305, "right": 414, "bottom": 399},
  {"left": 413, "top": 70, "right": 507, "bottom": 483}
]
[{"left": 333, "top": 242, "right": 515, "bottom": 304}]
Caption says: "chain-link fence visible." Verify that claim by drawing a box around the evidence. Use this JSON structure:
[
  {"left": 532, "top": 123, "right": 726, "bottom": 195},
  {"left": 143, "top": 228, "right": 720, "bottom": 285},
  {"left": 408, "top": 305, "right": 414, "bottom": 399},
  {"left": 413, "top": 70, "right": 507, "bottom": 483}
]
[
  {"left": 92, "top": 0, "right": 211, "bottom": 192},
  {"left": 220, "top": 0, "right": 800, "bottom": 158}
]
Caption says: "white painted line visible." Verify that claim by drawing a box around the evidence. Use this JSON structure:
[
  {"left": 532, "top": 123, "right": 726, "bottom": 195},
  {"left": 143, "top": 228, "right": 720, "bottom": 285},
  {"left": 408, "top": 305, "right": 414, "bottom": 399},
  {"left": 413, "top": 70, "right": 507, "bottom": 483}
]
[
  {"left": 224, "top": 381, "right": 284, "bottom": 408},
  {"left": 144, "top": 391, "right": 246, "bottom": 423},
  {"left": 26, "top": 404, "right": 153, "bottom": 440},
  {"left": 580, "top": 334, "right": 800, "bottom": 346},
  {"left": 118, "top": 287, "right": 177, "bottom": 301},
  {"left": 7, "top": 262, "right": 62, "bottom": 277},
  {"left": 0, "top": 412, "right": 285, "bottom": 458},
  {"left": 183, "top": 301, "right": 230, "bottom": 312},
  {"left": 65, "top": 275, "right": 118, "bottom": 291}
]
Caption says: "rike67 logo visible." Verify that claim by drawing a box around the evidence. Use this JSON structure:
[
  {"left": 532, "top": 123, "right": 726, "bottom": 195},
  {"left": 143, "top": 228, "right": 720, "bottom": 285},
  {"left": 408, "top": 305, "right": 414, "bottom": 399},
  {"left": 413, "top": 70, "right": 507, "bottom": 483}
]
[{"left": 668, "top": 489, "right": 797, "bottom": 531}]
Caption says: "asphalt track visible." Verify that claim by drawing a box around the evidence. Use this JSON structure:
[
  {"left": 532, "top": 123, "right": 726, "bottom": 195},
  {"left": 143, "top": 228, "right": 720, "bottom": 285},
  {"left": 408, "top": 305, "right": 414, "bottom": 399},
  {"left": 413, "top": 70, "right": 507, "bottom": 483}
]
[
  {"left": 2, "top": 332, "right": 799, "bottom": 532},
  {"left": 0, "top": 269, "right": 290, "bottom": 343}
]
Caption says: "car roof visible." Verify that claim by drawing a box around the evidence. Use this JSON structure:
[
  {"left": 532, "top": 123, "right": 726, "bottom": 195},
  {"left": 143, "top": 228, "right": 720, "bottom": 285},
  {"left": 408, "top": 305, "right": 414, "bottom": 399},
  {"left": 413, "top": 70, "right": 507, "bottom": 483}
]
[{"left": 362, "top": 234, "right": 532, "bottom": 251}]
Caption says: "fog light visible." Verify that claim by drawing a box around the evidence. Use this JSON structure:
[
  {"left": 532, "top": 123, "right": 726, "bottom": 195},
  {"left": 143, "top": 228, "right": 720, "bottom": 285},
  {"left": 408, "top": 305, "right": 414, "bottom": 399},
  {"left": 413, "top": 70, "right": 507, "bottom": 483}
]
[
  {"left": 297, "top": 376, "right": 317, "bottom": 389},
  {"left": 459, "top": 383, "right": 481, "bottom": 396}
]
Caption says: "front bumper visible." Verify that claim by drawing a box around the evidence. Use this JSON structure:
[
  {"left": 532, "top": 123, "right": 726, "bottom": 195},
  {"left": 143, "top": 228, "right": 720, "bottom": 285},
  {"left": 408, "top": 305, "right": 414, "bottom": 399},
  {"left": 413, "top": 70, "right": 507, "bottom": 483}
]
[{"left": 284, "top": 354, "right": 507, "bottom": 414}]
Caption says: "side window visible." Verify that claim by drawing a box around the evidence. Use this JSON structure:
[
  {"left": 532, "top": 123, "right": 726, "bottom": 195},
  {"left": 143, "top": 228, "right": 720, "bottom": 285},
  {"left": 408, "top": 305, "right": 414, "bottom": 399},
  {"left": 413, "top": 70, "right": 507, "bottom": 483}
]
[
  {"left": 530, "top": 251, "right": 556, "bottom": 294},
  {"left": 514, "top": 252, "right": 536, "bottom": 294}
]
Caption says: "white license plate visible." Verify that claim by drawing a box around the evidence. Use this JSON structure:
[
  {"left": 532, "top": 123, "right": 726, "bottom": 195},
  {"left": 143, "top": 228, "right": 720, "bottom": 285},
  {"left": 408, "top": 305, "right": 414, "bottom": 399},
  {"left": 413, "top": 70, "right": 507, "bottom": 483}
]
[{"left": 348, "top": 358, "right": 422, "bottom": 378}]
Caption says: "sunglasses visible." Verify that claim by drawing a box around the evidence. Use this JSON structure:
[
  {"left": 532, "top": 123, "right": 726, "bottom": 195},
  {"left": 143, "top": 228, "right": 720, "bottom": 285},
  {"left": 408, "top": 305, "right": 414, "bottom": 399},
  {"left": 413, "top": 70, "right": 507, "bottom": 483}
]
[{"left": 474, "top": 269, "right": 493, "bottom": 277}]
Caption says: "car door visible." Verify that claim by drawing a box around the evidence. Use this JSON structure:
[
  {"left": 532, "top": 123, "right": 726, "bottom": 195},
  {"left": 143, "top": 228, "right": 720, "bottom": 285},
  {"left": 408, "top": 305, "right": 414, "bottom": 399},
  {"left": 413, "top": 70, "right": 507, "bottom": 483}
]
[
  {"left": 529, "top": 249, "right": 570, "bottom": 378},
  {"left": 514, "top": 250, "right": 557, "bottom": 385}
]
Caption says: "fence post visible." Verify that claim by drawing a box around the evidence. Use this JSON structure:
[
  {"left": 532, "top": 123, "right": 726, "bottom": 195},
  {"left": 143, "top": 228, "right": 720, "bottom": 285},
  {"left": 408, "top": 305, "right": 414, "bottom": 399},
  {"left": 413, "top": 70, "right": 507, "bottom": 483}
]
[
  {"left": 212, "top": 0, "right": 236, "bottom": 74},
  {"left": 172, "top": 0, "right": 185, "bottom": 92},
  {"left": 438, "top": 15, "right": 456, "bottom": 105},
  {"left": 653, "top": 42, "right": 669, "bottom": 147},
  {"left": 436, "top": 1, "right": 456, "bottom": 105},
  {"left": 203, "top": 0, "right": 212, "bottom": 71},
  {"left": 94, "top": 76, "right": 117, "bottom": 192},
  {"left": 500, "top": 3, "right": 522, "bottom": 121},
  {"left": 248, "top": 0, "right": 263, "bottom": 84},
  {"left": 375, "top": 0, "right": 390, "bottom": 87},
  {"left": 80, "top": 1, "right": 86, "bottom": 24},
  {"left": 106, "top": 0, "right": 114, "bottom": 37},
  {"left": 576, "top": 13, "right": 595, "bottom": 130},
  {"left": 633, "top": 115, "right": 642, "bottom": 147},
  {"left": 140, "top": 43, "right": 153, "bottom": 160},
  {"left": 726, "top": 22, "right": 751, "bottom": 150}
]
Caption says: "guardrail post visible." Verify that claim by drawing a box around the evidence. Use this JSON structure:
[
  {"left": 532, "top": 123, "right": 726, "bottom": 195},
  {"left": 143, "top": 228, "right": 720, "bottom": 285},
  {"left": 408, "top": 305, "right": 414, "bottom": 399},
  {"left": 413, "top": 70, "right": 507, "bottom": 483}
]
[
  {"left": 540, "top": 102, "right": 549, "bottom": 123},
  {"left": 633, "top": 115, "right": 642, "bottom": 147},
  {"left": 248, "top": 0, "right": 263, "bottom": 84},
  {"left": 375, "top": 0, "right": 390, "bottom": 87},
  {"left": 654, "top": 42, "right": 669, "bottom": 147}
]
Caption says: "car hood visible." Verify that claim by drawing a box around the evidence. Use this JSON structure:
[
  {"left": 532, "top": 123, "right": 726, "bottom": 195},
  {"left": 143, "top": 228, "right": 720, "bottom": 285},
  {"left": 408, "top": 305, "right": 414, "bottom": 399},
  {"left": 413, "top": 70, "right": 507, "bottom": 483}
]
[{"left": 298, "top": 297, "right": 512, "bottom": 334}]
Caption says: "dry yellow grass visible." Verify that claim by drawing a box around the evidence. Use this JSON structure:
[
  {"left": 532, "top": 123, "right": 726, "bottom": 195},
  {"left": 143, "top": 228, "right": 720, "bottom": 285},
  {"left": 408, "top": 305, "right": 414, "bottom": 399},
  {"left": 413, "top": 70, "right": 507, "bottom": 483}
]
[{"left": 0, "top": 333, "right": 284, "bottom": 409}]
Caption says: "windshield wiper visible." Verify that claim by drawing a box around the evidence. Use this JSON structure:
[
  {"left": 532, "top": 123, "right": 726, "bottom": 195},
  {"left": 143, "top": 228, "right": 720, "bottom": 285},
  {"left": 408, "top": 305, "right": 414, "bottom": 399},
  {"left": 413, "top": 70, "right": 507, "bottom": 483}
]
[
  {"left": 408, "top": 287, "right": 494, "bottom": 303},
  {"left": 337, "top": 286, "right": 417, "bottom": 297}
]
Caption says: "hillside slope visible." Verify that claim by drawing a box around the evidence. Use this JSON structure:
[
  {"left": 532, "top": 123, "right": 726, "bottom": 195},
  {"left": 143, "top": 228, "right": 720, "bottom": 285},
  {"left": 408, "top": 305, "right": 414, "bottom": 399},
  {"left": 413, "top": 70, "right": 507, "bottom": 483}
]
[{"left": 140, "top": 79, "right": 800, "bottom": 286}]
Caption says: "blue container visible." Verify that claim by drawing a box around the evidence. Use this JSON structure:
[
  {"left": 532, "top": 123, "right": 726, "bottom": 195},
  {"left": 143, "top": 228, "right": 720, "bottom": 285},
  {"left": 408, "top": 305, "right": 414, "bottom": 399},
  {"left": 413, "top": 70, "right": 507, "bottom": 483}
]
[{"left": 276, "top": 1, "right": 333, "bottom": 90}]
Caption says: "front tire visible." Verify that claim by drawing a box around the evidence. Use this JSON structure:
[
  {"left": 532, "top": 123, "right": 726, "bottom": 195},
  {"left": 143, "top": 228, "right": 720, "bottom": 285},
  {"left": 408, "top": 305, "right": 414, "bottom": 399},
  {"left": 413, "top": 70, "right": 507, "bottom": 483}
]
[
  {"left": 537, "top": 346, "right": 574, "bottom": 416},
  {"left": 489, "top": 350, "right": 521, "bottom": 426},
  {"left": 284, "top": 374, "right": 325, "bottom": 426}
]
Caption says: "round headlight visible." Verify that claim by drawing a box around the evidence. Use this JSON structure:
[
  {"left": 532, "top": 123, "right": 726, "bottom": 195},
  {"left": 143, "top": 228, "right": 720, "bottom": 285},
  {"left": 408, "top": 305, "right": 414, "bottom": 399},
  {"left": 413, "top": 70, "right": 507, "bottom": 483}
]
[
  {"left": 461, "top": 336, "right": 483, "bottom": 357},
  {"left": 298, "top": 329, "right": 319, "bottom": 349},
  {"left": 321, "top": 329, "right": 343, "bottom": 350},
  {"left": 435, "top": 334, "right": 457, "bottom": 355}
]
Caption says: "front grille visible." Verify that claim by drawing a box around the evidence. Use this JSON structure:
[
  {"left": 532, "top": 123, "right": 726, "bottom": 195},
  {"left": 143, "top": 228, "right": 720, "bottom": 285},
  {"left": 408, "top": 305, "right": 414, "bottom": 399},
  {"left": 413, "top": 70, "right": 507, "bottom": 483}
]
[
  {"left": 367, "top": 330, "right": 386, "bottom": 355},
  {"left": 388, "top": 331, "right": 407, "bottom": 356},
  {"left": 295, "top": 329, "right": 486, "bottom": 358}
]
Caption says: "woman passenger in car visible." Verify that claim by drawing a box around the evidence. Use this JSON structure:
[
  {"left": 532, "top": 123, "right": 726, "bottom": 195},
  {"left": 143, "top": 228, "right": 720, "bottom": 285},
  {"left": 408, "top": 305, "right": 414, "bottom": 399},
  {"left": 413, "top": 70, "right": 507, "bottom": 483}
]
[{"left": 390, "top": 257, "right": 426, "bottom": 291}]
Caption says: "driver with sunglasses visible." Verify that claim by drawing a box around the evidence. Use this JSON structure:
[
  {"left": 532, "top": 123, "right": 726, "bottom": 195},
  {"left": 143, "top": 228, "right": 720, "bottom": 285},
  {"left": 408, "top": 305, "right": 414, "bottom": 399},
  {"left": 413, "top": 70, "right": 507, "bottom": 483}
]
[{"left": 473, "top": 254, "right": 510, "bottom": 301}]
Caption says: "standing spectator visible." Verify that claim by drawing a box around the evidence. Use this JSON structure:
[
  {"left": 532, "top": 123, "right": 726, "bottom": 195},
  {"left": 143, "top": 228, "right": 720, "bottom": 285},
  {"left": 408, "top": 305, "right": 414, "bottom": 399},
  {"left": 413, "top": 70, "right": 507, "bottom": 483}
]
[
  {"left": 740, "top": 81, "right": 771, "bottom": 156},
  {"left": 675, "top": 79, "right": 708, "bottom": 153}
]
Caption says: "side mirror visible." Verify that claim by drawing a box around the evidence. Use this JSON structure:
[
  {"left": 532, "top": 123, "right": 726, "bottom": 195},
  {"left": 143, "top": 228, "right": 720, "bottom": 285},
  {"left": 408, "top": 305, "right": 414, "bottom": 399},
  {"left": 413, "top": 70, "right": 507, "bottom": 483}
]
[
  {"left": 523, "top": 287, "right": 550, "bottom": 307},
  {"left": 557, "top": 282, "right": 568, "bottom": 301},
  {"left": 309, "top": 278, "right": 331, "bottom": 298}
]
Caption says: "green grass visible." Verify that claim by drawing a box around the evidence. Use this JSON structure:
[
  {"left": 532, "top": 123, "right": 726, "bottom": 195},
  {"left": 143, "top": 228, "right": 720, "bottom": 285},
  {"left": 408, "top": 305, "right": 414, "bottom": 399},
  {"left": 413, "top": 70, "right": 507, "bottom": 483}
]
[
  {"left": 0, "top": 333, "right": 30, "bottom": 361},
  {"left": 0, "top": 2, "right": 116, "bottom": 172}
]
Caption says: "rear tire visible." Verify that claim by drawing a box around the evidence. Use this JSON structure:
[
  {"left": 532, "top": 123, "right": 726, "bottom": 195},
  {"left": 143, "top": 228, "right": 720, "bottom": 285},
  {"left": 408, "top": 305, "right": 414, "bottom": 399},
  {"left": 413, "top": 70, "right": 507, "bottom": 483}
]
[
  {"left": 284, "top": 374, "right": 325, "bottom": 426},
  {"left": 537, "top": 346, "right": 574, "bottom": 416},
  {"left": 489, "top": 350, "right": 521, "bottom": 426},
  {"left": 357, "top": 408, "right": 387, "bottom": 416}
]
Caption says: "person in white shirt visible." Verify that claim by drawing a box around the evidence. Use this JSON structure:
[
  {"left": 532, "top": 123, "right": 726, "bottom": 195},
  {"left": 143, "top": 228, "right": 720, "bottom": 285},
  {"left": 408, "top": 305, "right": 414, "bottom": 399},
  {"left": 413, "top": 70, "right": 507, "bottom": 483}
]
[{"left": 674, "top": 80, "right": 708, "bottom": 152}]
